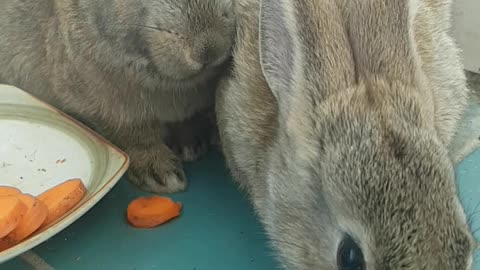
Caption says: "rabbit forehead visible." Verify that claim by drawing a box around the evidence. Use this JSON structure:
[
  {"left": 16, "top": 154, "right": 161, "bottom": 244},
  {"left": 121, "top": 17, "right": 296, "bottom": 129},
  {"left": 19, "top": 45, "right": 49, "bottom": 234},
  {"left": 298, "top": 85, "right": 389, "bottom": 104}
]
[
  {"left": 278, "top": 92, "right": 473, "bottom": 264},
  {"left": 311, "top": 114, "right": 474, "bottom": 268}
]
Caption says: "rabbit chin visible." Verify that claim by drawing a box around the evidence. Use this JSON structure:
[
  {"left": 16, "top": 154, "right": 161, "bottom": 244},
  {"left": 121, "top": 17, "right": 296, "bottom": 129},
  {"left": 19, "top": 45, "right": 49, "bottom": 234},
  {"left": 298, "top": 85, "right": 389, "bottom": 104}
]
[
  {"left": 138, "top": 60, "right": 228, "bottom": 90},
  {"left": 154, "top": 54, "right": 231, "bottom": 82}
]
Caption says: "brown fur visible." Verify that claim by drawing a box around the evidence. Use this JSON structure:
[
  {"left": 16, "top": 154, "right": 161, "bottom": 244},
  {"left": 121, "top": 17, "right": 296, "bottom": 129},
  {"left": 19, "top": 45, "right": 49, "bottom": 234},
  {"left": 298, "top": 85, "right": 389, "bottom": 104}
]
[
  {"left": 217, "top": 0, "right": 475, "bottom": 268},
  {"left": 0, "top": 0, "right": 235, "bottom": 193}
]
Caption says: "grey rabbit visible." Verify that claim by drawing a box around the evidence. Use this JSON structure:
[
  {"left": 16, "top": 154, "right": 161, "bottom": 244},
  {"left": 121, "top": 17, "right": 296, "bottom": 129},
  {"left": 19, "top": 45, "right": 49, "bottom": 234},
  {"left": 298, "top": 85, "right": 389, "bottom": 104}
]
[
  {"left": 216, "top": 0, "right": 477, "bottom": 268},
  {"left": 0, "top": 0, "right": 235, "bottom": 193}
]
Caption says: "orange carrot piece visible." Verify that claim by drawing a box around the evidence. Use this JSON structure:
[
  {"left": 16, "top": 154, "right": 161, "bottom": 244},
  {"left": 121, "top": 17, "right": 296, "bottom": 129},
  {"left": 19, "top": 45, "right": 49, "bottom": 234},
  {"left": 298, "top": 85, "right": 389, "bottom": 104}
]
[
  {"left": 0, "top": 186, "right": 21, "bottom": 197},
  {"left": 4, "top": 194, "right": 48, "bottom": 243},
  {"left": 126, "top": 196, "right": 182, "bottom": 228},
  {"left": 0, "top": 194, "right": 49, "bottom": 252},
  {"left": 37, "top": 179, "right": 87, "bottom": 228},
  {"left": 0, "top": 196, "right": 27, "bottom": 238}
]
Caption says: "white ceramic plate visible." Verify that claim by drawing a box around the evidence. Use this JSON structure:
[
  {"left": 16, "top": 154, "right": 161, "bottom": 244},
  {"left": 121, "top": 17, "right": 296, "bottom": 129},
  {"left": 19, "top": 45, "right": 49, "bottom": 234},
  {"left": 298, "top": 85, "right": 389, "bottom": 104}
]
[{"left": 0, "top": 84, "right": 129, "bottom": 263}]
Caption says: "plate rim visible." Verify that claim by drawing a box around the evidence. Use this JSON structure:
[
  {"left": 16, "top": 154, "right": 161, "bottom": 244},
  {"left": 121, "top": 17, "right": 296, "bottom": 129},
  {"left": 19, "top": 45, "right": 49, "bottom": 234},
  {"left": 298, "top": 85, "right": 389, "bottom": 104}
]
[{"left": 0, "top": 84, "right": 130, "bottom": 263}]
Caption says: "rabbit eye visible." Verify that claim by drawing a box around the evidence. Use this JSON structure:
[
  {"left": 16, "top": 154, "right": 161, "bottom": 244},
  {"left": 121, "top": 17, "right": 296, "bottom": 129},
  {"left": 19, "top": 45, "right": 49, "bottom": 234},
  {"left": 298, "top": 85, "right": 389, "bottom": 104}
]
[{"left": 337, "top": 235, "right": 365, "bottom": 270}]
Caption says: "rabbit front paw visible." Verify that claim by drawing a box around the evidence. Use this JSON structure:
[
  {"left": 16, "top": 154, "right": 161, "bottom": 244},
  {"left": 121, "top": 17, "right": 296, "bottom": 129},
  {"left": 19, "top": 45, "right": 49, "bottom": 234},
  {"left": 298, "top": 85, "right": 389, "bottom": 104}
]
[{"left": 126, "top": 145, "right": 187, "bottom": 194}]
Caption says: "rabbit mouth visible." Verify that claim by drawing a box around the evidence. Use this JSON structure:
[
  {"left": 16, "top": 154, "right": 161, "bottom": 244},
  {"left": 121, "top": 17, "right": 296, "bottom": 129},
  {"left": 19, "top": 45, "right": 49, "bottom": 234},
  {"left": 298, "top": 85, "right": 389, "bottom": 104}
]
[
  {"left": 159, "top": 58, "right": 229, "bottom": 82},
  {"left": 141, "top": 61, "right": 226, "bottom": 87}
]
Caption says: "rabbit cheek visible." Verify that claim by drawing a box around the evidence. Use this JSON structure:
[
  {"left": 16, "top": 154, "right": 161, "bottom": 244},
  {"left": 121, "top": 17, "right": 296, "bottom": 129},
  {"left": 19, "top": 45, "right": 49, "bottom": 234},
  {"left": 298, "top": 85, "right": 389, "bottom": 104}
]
[{"left": 146, "top": 34, "right": 200, "bottom": 78}]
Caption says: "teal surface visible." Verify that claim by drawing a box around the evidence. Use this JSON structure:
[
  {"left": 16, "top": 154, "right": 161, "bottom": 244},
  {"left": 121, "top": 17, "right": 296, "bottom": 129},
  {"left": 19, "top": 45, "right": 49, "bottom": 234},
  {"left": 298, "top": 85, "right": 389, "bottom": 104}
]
[
  {"left": 1, "top": 152, "right": 278, "bottom": 270},
  {"left": 1, "top": 149, "right": 480, "bottom": 270}
]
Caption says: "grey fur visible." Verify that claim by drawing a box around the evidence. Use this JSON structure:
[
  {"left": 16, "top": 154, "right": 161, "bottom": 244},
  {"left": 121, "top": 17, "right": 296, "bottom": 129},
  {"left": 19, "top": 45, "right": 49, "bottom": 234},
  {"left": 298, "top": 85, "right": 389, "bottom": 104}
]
[
  {"left": 0, "top": 0, "right": 235, "bottom": 193},
  {"left": 217, "top": 0, "right": 476, "bottom": 269}
]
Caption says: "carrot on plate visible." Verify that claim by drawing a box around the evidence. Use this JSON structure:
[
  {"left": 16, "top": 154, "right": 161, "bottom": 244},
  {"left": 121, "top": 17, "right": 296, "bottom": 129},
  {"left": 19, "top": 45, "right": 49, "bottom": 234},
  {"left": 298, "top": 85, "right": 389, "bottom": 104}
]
[
  {"left": 37, "top": 178, "right": 87, "bottom": 228},
  {"left": 126, "top": 196, "right": 182, "bottom": 228},
  {"left": 0, "top": 194, "right": 48, "bottom": 251},
  {"left": 0, "top": 186, "right": 21, "bottom": 197},
  {"left": 0, "top": 196, "right": 28, "bottom": 238},
  {"left": 6, "top": 194, "right": 48, "bottom": 242}
]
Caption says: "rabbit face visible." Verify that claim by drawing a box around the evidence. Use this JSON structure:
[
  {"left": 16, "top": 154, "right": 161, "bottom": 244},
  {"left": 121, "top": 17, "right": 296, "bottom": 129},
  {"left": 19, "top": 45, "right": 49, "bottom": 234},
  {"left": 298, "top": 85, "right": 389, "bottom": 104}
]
[{"left": 141, "top": 0, "right": 235, "bottom": 80}]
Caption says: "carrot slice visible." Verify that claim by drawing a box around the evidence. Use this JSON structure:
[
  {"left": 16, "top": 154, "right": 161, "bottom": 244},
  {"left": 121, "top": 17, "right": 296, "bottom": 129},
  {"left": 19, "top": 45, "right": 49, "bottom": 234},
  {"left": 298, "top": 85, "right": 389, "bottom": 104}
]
[
  {"left": 4, "top": 194, "right": 48, "bottom": 243},
  {"left": 37, "top": 179, "right": 87, "bottom": 228},
  {"left": 0, "top": 196, "right": 27, "bottom": 238},
  {"left": 0, "top": 195, "right": 48, "bottom": 251},
  {"left": 126, "top": 196, "right": 182, "bottom": 228},
  {"left": 0, "top": 186, "right": 21, "bottom": 196}
]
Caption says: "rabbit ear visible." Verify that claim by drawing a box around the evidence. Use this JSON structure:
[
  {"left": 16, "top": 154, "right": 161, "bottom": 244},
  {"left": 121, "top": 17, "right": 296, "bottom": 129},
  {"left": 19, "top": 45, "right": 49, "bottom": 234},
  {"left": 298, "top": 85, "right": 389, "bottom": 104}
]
[
  {"left": 347, "top": 0, "right": 420, "bottom": 82},
  {"left": 258, "top": 0, "right": 302, "bottom": 109},
  {"left": 259, "top": 0, "right": 358, "bottom": 112}
]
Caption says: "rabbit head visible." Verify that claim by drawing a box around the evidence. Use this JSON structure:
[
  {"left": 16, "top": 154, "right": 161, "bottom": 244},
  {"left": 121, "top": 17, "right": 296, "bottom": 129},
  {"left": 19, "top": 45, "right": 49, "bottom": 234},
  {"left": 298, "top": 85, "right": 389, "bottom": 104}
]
[
  {"left": 257, "top": 0, "right": 476, "bottom": 269},
  {"left": 65, "top": 0, "right": 235, "bottom": 86}
]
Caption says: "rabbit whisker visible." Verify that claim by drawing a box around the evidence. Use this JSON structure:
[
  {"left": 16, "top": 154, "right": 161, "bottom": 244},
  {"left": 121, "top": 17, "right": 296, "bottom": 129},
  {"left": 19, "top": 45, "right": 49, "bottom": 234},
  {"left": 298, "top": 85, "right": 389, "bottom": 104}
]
[
  {"left": 121, "top": 23, "right": 183, "bottom": 38},
  {"left": 124, "top": 23, "right": 164, "bottom": 32},
  {"left": 269, "top": 239, "right": 308, "bottom": 251}
]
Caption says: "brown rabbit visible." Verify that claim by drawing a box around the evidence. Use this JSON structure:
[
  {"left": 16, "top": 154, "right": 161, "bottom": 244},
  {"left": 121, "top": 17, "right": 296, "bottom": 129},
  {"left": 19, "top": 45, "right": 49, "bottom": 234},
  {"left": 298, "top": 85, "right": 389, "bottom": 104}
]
[
  {"left": 0, "top": 0, "right": 235, "bottom": 193},
  {"left": 216, "top": 0, "right": 477, "bottom": 268}
]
